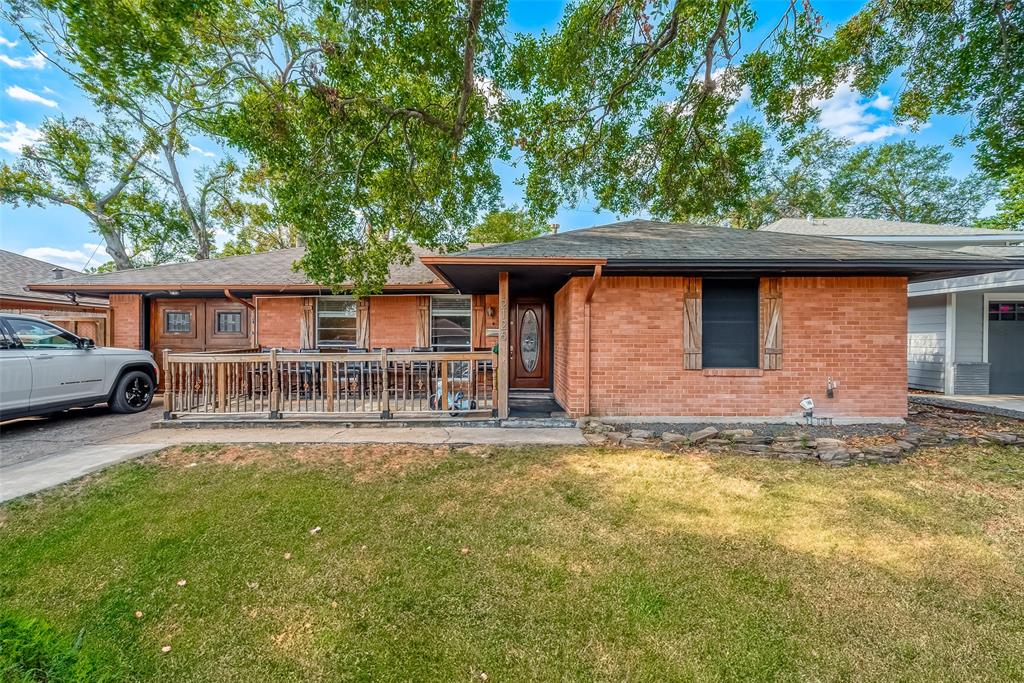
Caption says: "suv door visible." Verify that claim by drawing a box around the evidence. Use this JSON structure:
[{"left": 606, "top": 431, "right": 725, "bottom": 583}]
[
  {"left": 0, "top": 323, "right": 32, "bottom": 417},
  {"left": 3, "top": 317, "right": 107, "bottom": 407}
]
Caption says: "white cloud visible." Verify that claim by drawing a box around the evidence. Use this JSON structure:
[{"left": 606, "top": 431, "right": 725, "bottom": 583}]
[
  {"left": 710, "top": 67, "right": 751, "bottom": 115},
  {"left": 0, "top": 51, "right": 46, "bottom": 69},
  {"left": 22, "top": 243, "right": 110, "bottom": 271},
  {"left": 811, "top": 81, "right": 910, "bottom": 144},
  {"left": 0, "top": 121, "right": 43, "bottom": 154},
  {"left": 188, "top": 143, "right": 217, "bottom": 158},
  {"left": 6, "top": 85, "right": 57, "bottom": 108},
  {"left": 0, "top": 36, "right": 18, "bottom": 48}
]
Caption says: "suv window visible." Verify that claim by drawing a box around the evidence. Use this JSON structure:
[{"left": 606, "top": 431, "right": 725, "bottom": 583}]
[{"left": 5, "top": 318, "right": 79, "bottom": 349}]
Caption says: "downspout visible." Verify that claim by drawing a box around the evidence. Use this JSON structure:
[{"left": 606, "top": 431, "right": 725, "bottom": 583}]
[{"left": 583, "top": 264, "right": 602, "bottom": 416}]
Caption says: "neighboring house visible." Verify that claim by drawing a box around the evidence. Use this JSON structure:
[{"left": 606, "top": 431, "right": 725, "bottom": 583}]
[
  {"left": 0, "top": 249, "right": 110, "bottom": 344},
  {"left": 762, "top": 218, "right": 1024, "bottom": 396},
  {"left": 28, "top": 221, "right": 1016, "bottom": 422}
]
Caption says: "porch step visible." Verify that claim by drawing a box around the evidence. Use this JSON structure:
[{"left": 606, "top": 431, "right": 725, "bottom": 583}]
[
  {"left": 508, "top": 389, "right": 567, "bottom": 420},
  {"left": 501, "top": 416, "right": 578, "bottom": 429}
]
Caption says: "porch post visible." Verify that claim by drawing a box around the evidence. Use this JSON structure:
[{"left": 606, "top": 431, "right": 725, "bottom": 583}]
[{"left": 497, "top": 272, "right": 510, "bottom": 419}]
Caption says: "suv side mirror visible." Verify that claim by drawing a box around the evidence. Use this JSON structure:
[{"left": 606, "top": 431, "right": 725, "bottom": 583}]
[{"left": 78, "top": 337, "right": 96, "bottom": 350}]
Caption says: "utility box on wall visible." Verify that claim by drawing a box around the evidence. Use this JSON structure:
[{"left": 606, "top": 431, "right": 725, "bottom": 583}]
[{"left": 953, "top": 362, "right": 990, "bottom": 395}]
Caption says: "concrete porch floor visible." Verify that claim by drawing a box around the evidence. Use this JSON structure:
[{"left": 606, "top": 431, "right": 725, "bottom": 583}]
[{"left": 910, "top": 394, "right": 1024, "bottom": 420}]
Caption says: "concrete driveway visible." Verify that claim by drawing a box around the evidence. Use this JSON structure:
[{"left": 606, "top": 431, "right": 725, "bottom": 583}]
[{"left": 1, "top": 400, "right": 163, "bottom": 468}]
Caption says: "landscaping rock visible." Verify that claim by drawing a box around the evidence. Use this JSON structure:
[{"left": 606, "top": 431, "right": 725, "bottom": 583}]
[
  {"left": 719, "top": 428, "right": 754, "bottom": 439},
  {"left": 777, "top": 451, "right": 816, "bottom": 462},
  {"left": 606, "top": 432, "right": 627, "bottom": 445},
  {"left": 623, "top": 438, "right": 649, "bottom": 447},
  {"left": 817, "top": 448, "right": 851, "bottom": 464},
  {"left": 629, "top": 429, "right": 653, "bottom": 439},
  {"left": 814, "top": 437, "right": 845, "bottom": 449},
  {"left": 661, "top": 432, "right": 689, "bottom": 444},
  {"left": 981, "top": 431, "right": 1018, "bottom": 444},
  {"left": 583, "top": 433, "right": 608, "bottom": 446},
  {"left": 895, "top": 440, "right": 915, "bottom": 451},
  {"left": 688, "top": 427, "right": 719, "bottom": 444}
]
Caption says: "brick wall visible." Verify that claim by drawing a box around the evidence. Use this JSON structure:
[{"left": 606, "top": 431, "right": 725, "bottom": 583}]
[
  {"left": 369, "top": 295, "right": 419, "bottom": 349},
  {"left": 553, "top": 280, "right": 584, "bottom": 413},
  {"left": 109, "top": 293, "right": 143, "bottom": 348},
  {"left": 256, "top": 296, "right": 302, "bottom": 348},
  {"left": 554, "top": 275, "right": 908, "bottom": 419}
]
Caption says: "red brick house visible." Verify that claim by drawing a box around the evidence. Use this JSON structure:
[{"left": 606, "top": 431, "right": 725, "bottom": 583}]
[{"left": 28, "top": 221, "right": 1015, "bottom": 423}]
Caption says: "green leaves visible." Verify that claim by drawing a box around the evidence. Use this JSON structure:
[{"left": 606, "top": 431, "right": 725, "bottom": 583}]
[{"left": 831, "top": 141, "right": 994, "bottom": 224}]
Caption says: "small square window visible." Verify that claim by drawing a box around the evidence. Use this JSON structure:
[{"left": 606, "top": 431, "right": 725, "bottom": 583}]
[
  {"left": 216, "top": 311, "right": 243, "bottom": 334},
  {"left": 165, "top": 311, "right": 191, "bottom": 333}
]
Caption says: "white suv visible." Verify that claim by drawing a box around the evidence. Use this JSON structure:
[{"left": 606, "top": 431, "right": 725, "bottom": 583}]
[{"left": 0, "top": 314, "right": 158, "bottom": 420}]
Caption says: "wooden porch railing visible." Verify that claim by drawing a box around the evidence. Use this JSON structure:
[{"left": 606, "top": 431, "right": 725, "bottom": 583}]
[{"left": 162, "top": 349, "right": 498, "bottom": 420}]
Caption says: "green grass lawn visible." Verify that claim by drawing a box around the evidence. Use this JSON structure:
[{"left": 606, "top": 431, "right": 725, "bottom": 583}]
[{"left": 2, "top": 442, "right": 1023, "bottom": 682}]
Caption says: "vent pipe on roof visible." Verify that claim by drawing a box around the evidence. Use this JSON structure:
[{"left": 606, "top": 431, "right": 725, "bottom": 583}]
[
  {"left": 549, "top": 223, "right": 559, "bottom": 234},
  {"left": 51, "top": 266, "right": 64, "bottom": 280}
]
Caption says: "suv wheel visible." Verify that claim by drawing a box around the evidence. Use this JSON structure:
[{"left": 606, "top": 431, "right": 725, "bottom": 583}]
[{"left": 110, "top": 371, "right": 154, "bottom": 414}]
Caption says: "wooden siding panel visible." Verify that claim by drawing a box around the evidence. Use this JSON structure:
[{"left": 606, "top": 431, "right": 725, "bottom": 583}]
[{"left": 681, "top": 277, "right": 702, "bottom": 370}]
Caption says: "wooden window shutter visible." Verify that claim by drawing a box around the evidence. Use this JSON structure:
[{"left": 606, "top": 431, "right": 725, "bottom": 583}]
[
  {"left": 682, "top": 277, "right": 702, "bottom": 370},
  {"left": 416, "top": 296, "right": 431, "bottom": 348},
  {"left": 300, "top": 297, "right": 315, "bottom": 349},
  {"left": 356, "top": 298, "right": 370, "bottom": 349},
  {"left": 471, "top": 294, "right": 486, "bottom": 349},
  {"left": 760, "top": 277, "right": 783, "bottom": 370}
]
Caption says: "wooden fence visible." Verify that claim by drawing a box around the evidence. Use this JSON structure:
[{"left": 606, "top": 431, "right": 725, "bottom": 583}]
[{"left": 162, "top": 349, "right": 498, "bottom": 420}]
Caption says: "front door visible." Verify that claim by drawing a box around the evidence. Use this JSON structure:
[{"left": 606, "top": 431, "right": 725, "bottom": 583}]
[{"left": 511, "top": 298, "right": 550, "bottom": 389}]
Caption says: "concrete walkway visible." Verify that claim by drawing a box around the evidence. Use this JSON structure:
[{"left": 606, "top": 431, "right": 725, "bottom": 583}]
[
  {"left": 910, "top": 394, "right": 1024, "bottom": 420},
  {"left": 1, "top": 417, "right": 584, "bottom": 502}
]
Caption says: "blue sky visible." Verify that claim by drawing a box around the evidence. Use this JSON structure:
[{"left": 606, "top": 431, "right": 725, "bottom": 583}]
[{"left": 0, "top": 0, "right": 984, "bottom": 270}]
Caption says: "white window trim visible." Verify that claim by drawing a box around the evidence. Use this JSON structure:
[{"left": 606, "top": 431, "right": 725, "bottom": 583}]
[{"left": 982, "top": 293, "right": 1024, "bottom": 363}]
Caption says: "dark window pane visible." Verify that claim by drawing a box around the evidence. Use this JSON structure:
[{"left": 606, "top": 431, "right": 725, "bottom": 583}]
[
  {"left": 165, "top": 311, "right": 191, "bottom": 333},
  {"left": 216, "top": 311, "right": 242, "bottom": 333},
  {"left": 702, "top": 279, "right": 759, "bottom": 368}
]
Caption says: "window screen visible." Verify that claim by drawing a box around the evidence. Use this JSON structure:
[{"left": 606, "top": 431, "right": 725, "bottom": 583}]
[
  {"left": 164, "top": 311, "right": 192, "bottom": 334},
  {"left": 216, "top": 311, "right": 243, "bottom": 333},
  {"left": 702, "top": 279, "right": 759, "bottom": 368},
  {"left": 317, "top": 298, "right": 357, "bottom": 347},
  {"left": 430, "top": 296, "right": 471, "bottom": 350}
]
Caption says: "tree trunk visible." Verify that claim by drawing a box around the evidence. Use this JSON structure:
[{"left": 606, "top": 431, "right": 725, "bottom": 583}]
[{"left": 94, "top": 218, "right": 134, "bottom": 270}]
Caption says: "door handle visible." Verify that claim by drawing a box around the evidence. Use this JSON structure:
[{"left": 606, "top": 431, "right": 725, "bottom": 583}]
[{"left": 35, "top": 354, "right": 54, "bottom": 360}]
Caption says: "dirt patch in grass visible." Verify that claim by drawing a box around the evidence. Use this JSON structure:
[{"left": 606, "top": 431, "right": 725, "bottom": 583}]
[{"left": 152, "top": 442, "right": 453, "bottom": 481}]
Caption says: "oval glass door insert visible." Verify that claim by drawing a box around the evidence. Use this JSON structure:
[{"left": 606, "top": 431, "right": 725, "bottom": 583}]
[{"left": 520, "top": 309, "right": 539, "bottom": 372}]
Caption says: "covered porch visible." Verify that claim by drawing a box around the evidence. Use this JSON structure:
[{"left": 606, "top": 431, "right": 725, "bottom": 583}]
[{"left": 162, "top": 348, "right": 500, "bottom": 421}]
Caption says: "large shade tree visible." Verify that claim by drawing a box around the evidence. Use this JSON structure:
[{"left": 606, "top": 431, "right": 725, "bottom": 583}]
[{"left": 3, "top": 0, "right": 1015, "bottom": 283}]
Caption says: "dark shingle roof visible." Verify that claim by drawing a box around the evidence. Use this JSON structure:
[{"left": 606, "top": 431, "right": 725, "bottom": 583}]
[
  {"left": 28, "top": 246, "right": 446, "bottom": 292},
  {"left": 452, "top": 220, "right": 1015, "bottom": 264},
  {"left": 0, "top": 250, "right": 107, "bottom": 306},
  {"left": 760, "top": 217, "right": 1013, "bottom": 237}
]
